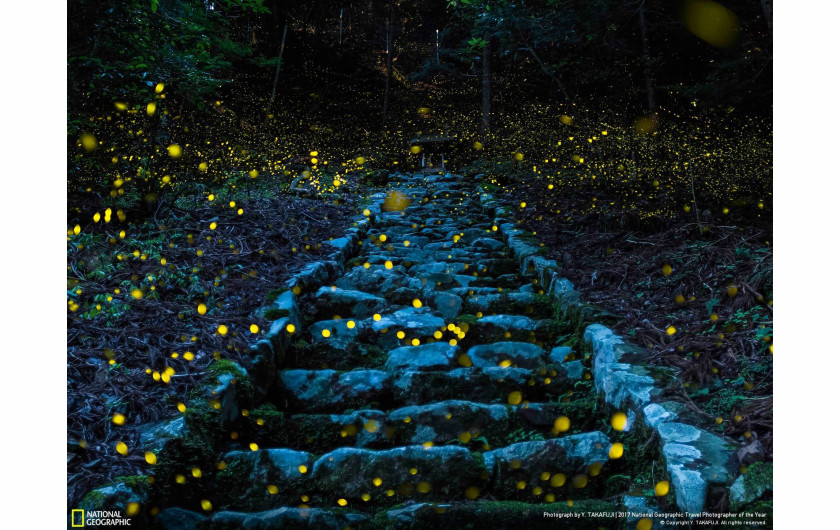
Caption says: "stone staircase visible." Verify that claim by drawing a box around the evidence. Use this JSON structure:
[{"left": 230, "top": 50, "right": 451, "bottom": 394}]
[{"left": 77, "top": 173, "right": 741, "bottom": 529}]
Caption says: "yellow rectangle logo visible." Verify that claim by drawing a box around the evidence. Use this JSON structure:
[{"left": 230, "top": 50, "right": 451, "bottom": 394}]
[{"left": 71, "top": 509, "right": 84, "bottom": 527}]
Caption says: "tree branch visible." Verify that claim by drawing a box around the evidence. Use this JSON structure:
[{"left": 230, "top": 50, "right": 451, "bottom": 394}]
[{"left": 521, "top": 41, "right": 570, "bottom": 102}]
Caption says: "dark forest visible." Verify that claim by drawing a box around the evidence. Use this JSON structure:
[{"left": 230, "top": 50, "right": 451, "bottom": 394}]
[{"left": 66, "top": 1, "right": 773, "bottom": 528}]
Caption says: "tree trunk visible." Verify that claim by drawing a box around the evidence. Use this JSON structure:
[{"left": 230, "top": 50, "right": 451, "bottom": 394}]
[
  {"left": 382, "top": 6, "right": 393, "bottom": 118},
  {"left": 638, "top": 1, "right": 656, "bottom": 114},
  {"left": 268, "top": 23, "right": 288, "bottom": 111},
  {"left": 481, "top": 32, "right": 491, "bottom": 138},
  {"left": 759, "top": 0, "right": 772, "bottom": 33}
]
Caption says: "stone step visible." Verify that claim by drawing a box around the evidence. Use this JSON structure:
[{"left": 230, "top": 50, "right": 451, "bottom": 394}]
[
  {"left": 451, "top": 314, "right": 563, "bottom": 348},
  {"left": 180, "top": 432, "right": 615, "bottom": 514},
  {"left": 462, "top": 291, "right": 550, "bottom": 316},
  {"left": 296, "top": 310, "right": 576, "bottom": 373},
  {"left": 391, "top": 365, "right": 584, "bottom": 406},
  {"left": 313, "top": 286, "right": 389, "bottom": 320},
  {"left": 384, "top": 400, "right": 582, "bottom": 447},
  {"left": 334, "top": 264, "right": 419, "bottom": 297},
  {"left": 80, "top": 174, "right": 683, "bottom": 530},
  {"left": 276, "top": 362, "right": 585, "bottom": 413},
  {"left": 306, "top": 297, "right": 558, "bottom": 350}
]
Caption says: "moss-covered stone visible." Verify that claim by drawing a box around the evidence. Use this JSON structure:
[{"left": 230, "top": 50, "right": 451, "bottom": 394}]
[
  {"left": 263, "top": 308, "right": 290, "bottom": 320},
  {"left": 729, "top": 462, "right": 772, "bottom": 510},
  {"left": 393, "top": 368, "right": 527, "bottom": 406},
  {"left": 215, "top": 448, "right": 315, "bottom": 510},
  {"left": 115, "top": 475, "right": 152, "bottom": 490},
  {"left": 466, "top": 292, "right": 555, "bottom": 320},
  {"left": 205, "top": 359, "right": 254, "bottom": 404},
  {"left": 485, "top": 432, "right": 612, "bottom": 500},
  {"left": 78, "top": 481, "right": 150, "bottom": 526},
  {"left": 346, "top": 256, "right": 367, "bottom": 268},
  {"left": 79, "top": 489, "right": 106, "bottom": 510},
  {"left": 310, "top": 445, "right": 486, "bottom": 505},
  {"left": 189, "top": 359, "right": 255, "bottom": 429},
  {"left": 287, "top": 340, "right": 388, "bottom": 371},
  {"left": 244, "top": 404, "right": 287, "bottom": 446},
  {"left": 150, "top": 404, "right": 225, "bottom": 509},
  {"left": 214, "top": 457, "right": 255, "bottom": 507},
  {"left": 284, "top": 413, "right": 368, "bottom": 452},
  {"left": 278, "top": 369, "right": 391, "bottom": 413},
  {"left": 264, "top": 287, "right": 289, "bottom": 304}
]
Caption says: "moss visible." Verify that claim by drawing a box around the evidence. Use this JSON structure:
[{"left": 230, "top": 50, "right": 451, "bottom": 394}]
[
  {"left": 264, "top": 287, "right": 289, "bottom": 304},
  {"left": 606, "top": 422, "right": 669, "bottom": 500},
  {"left": 204, "top": 359, "right": 254, "bottom": 404},
  {"left": 565, "top": 303, "right": 588, "bottom": 333},
  {"left": 740, "top": 462, "right": 773, "bottom": 500},
  {"left": 114, "top": 475, "right": 151, "bottom": 490},
  {"left": 454, "top": 314, "right": 477, "bottom": 327},
  {"left": 79, "top": 490, "right": 106, "bottom": 510},
  {"left": 206, "top": 358, "right": 247, "bottom": 379},
  {"left": 739, "top": 499, "right": 773, "bottom": 525},
  {"left": 480, "top": 293, "right": 554, "bottom": 320},
  {"left": 263, "top": 308, "right": 290, "bottom": 320},
  {"left": 150, "top": 404, "right": 223, "bottom": 507},
  {"left": 357, "top": 343, "right": 387, "bottom": 368},
  {"left": 249, "top": 403, "right": 282, "bottom": 416},
  {"left": 285, "top": 414, "right": 357, "bottom": 452},
  {"left": 537, "top": 319, "right": 566, "bottom": 344},
  {"left": 207, "top": 359, "right": 248, "bottom": 382},
  {"left": 644, "top": 365, "right": 676, "bottom": 385},
  {"left": 555, "top": 389, "right": 602, "bottom": 432},
  {"left": 214, "top": 458, "right": 252, "bottom": 506},
  {"left": 247, "top": 404, "right": 287, "bottom": 444},
  {"left": 516, "top": 233, "right": 539, "bottom": 244},
  {"left": 532, "top": 294, "right": 555, "bottom": 318},
  {"left": 469, "top": 451, "right": 488, "bottom": 474},
  {"left": 700, "top": 387, "right": 753, "bottom": 419},
  {"left": 287, "top": 337, "right": 376, "bottom": 370}
]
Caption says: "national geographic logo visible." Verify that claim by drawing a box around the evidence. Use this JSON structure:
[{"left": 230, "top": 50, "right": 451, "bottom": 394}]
[{"left": 70, "top": 509, "right": 132, "bottom": 526}]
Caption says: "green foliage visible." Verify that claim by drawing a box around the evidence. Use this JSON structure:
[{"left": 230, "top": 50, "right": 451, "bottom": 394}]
[
  {"left": 69, "top": 0, "right": 266, "bottom": 105},
  {"left": 466, "top": 37, "right": 489, "bottom": 50},
  {"left": 693, "top": 386, "right": 750, "bottom": 419},
  {"left": 68, "top": 0, "right": 270, "bottom": 208},
  {"left": 504, "top": 427, "right": 545, "bottom": 444}
]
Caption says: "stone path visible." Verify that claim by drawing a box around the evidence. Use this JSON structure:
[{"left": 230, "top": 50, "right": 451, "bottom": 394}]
[
  {"left": 208, "top": 173, "right": 625, "bottom": 528},
  {"left": 78, "top": 173, "right": 744, "bottom": 529}
]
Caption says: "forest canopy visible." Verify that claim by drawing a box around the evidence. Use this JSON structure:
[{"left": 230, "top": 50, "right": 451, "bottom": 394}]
[{"left": 68, "top": 0, "right": 771, "bottom": 224}]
